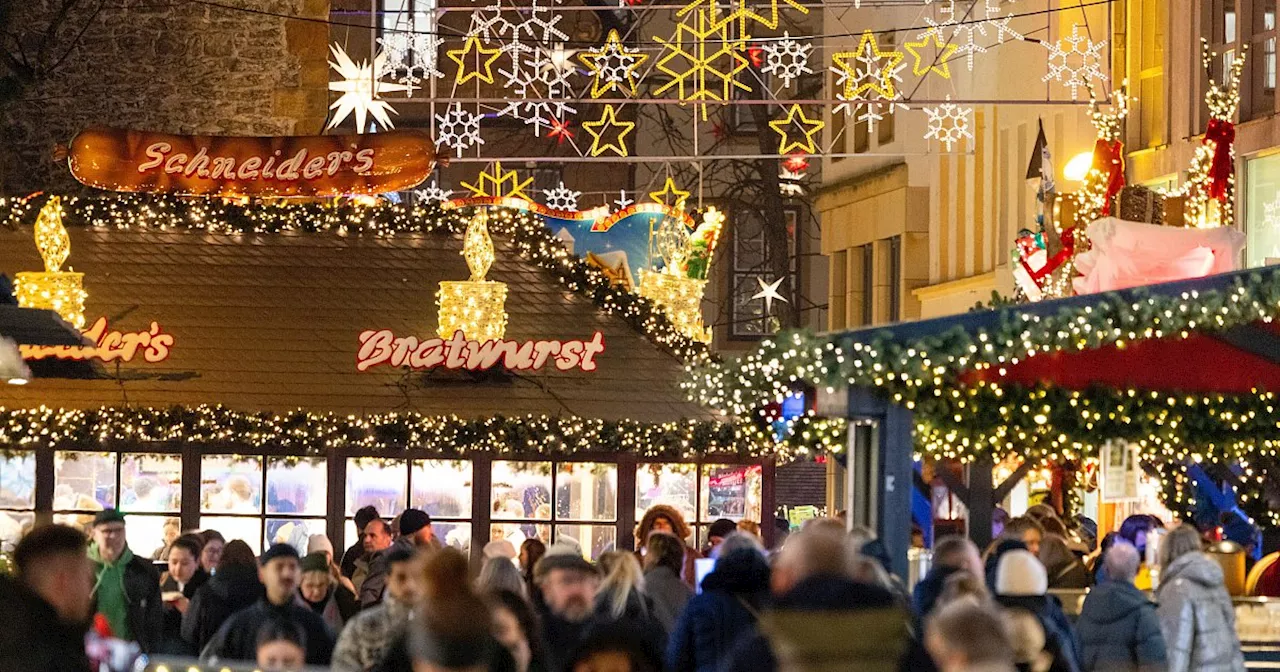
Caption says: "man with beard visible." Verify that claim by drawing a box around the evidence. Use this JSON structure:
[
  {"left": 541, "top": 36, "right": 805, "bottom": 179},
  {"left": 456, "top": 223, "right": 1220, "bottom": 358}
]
[
  {"left": 534, "top": 543, "right": 604, "bottom": 672},
  {"left": 0, "top": 524, "right": 96, "bottom": 671},
  {"left": 202, "top": 543, "right": 334, "bottom": 665}
]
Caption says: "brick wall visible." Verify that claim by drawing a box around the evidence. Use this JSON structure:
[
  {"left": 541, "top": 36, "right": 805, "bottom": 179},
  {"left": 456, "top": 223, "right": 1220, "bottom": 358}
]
[{"left": 0, "top": 0, "right": 330, "bottom": 193}]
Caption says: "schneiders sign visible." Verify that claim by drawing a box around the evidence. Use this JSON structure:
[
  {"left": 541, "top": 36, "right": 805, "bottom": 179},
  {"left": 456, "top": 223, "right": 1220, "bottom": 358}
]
[
  {"left": 357, "top": 330, "right": 606, "bottom": 372},
  {"left": 21, "top": 318, "right": 174, "bottom": 363}
]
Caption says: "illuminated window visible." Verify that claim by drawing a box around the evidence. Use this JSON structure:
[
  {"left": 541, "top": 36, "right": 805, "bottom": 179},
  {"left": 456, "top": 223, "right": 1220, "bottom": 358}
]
[
  {"left": 637, "top": 462, "right": 763, "bottom": 548},
  {"left": 1245, "top": 153, "right": 1280, "bottom": 266},
  {"left": 52, "top": 451, "right": 182, "bottom": 558},
  {"left": 200, "top": 455, "right": 327, "bottom": 555},
  {"left": 0, "top": 451, "right": 35, "bottom": 552},
  {"left": 490, "top": 461, "right": 618, "bottom": 560}
]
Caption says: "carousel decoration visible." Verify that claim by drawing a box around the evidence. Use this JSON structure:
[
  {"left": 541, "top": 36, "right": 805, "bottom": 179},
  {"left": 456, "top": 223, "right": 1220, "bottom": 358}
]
[
  {"left": 437, "top": 208, "right": 509, "bottom": 341},
  {"left": 637, "top": 204, "right": 724, "bottom": 344},
  {"left": 14, "top": 196, "right": 87, "bottom": 329}
]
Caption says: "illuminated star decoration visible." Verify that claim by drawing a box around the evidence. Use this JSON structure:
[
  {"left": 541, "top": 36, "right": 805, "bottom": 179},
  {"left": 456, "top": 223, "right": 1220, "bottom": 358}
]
[
  {"left": 461, "top": 162, "right": 535, "bottom": 200},
  {"left": 447, "top": 35, "right": 503, "bottom": 85},
  {"left": 752, "top": 276, "right": 790, "bottom": 316},
  {"left": 761, "top": 33, "right": 814, "bottom": 89},
  {"left": 377, "top": 13, "right": 444, "bottom": 94},
  {"left": 649, "top": 177, "right": 691, "bottom": 207},
  {"left": 831, "top": 31, "right": 905, "bottom": 101},
  {"left": 326, "top": 44, "right": 409, "bottom": 131},
  {"left": 768, "top": 105, "right": 825, "bottom": 155},
  {"left": 653, "top": 7, "right": 751, "bottom": 119},
  {"left": 543, "top": 183, "right": 582, "bottom": 212},
  {"left": 903, "top": 31, "right": 959, "bottom": 79},
  {"left": 416, "top": 181, "right": 454, "bottom": 203},
  {"left": 547, "top": 118, "right": 574, "bottom": 144},
  {"left": 583, "top": 104, "right": 635, "bottom": 157},
  {"left": 580, "top": 29, "right": 649, "bottom": 98},
  {"left": 435, "top": 103, "right": 485, "bottom": 158},
  {"left": 923, "top": 96, "right": 973, "bottom": 151},
  {"left": 1043, "top": 24, "right": 1108, "bottom": 100}
]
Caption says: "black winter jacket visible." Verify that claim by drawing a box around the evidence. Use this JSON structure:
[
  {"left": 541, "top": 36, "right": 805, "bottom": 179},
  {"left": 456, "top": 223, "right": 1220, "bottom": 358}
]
[
  {"left": 0, "top": 575, "right": 91, "bottom": 672},
  {"left": 180, "top": 565, "right": 264, "bottom": 651},
  {"left": 1076, "top": 580, "right": 1166, "bottom": 672}
]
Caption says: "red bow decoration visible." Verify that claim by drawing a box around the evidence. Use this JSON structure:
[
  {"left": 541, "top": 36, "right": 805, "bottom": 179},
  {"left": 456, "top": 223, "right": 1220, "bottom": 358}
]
[
  {"left": 1091, "top": 138, "right": 1126, "bottom": 216},
  {"left": 1204, "top": 118, "right": 1236, "bottom": 202}
]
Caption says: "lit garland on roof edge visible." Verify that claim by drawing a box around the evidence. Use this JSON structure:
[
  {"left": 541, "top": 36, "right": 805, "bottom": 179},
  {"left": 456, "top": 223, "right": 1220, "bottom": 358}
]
[
  {"left": 0, "top": 405, "right": 834, "bottom": 461},
  {"left": 685, "top": 268, "right": 1280, "bottom": 462}
]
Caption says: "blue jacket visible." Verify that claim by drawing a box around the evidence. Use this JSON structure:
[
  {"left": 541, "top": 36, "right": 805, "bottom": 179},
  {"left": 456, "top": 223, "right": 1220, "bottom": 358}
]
[
  {"left": 666, "top": 549, "right": 769, "bottom": 672},
  {"left": 1077, "top": 579, "right": 1166, "bottom": 672}
]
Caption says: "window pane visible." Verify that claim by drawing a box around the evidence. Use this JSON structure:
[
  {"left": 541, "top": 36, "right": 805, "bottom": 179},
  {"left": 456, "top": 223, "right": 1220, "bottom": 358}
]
[
  {"left": 700, "top": 464, "right": 764, "bottom": 523},
  {"left": 636, "top": 463, "right": 697, "bottom": 522},
  {"left": 492, "top": 522, "right": 550, "bottom": 548},
  {"left": 52, "top": 512, "right": 94, "bottom": 532},
  {"left": 344, "top": 518, "right": 359, "bottom": 552},
  {"left": 346, "top": 458, "right": 407, "bottom": 515},
  {"left": 491, "top": 461, "right": 552, "bottom": 520},
  {"left": 267, "top": 457, "right": 327, "bottom": 516},
  {"left": 0, "top": 451, "right": 36, "bottom": 509},
  {"left": 201, "top": 516, "right": 263, "bottom": 555},
  {"left": 267, "top": 518, "right": 326, "bottom": 555},
  {"left": 555, "top": 524, "right": 617, "bottom": 560},
  {"left": 556, "top": 463, "right": 617, "bottom": 522},
  {"left": 1246, "top": 153, "right": 1280, "bottom": 267},
  {"left": 0, "top": 511, "right": 33, "bottom": 553},
  {"left": 120, "top": 453, "right": 182, "bottom": 513},
  {"left": 123, "top": 514, "right": 179, "bottom": 560},
  {"left": 412, "top": 460, "right": 473, "bottom": 518},
  {"left": 435, "top": 522, "right": 473, "bottom": 556},
  {"left": 201, "top": 455, "right": 263, "bottom": 514},
  {"left": 54, "top": 451, "right": 117, "bottom": 511}
]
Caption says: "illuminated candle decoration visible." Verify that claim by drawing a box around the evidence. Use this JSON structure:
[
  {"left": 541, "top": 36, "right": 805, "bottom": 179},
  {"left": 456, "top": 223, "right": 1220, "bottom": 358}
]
[
  {"left": 637, "top": 204, "right": 723, "bottom": 344},
  {"left": 14, "top": 196, "right": 87, "bottom": 329},
  {"left": 437, "top": 208, "right": 509, "bottom": 341}
]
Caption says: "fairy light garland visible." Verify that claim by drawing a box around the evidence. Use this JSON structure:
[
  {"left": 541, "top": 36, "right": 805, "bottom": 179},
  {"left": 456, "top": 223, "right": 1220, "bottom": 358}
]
[{"left": 685, "top": 268, "right": 1280, "bottom": 462}]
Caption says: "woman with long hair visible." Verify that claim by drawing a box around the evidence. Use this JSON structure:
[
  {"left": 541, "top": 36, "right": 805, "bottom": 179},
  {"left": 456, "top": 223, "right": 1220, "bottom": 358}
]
[
  {"left": 597, "top": 551, "right": 651, "bottom": 621},
  {"left": 486, "top": 589, "right": 545, "bottom": 672},
  {"left": 478, "top": 556, "right": 527, "bottom": 599},
  {"left": 1156, "top": 525, "right": 1245, "bottom": 672}
]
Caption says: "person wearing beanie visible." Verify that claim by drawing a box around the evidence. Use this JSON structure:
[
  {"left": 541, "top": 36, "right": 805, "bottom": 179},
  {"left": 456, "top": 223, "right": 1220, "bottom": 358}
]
[
  {"left": 703, "top": 519, "right": 738, "bottom": 558},
  {"left": 201, "top": 543, "right": 334, "bottom": 665},
  {"left": 484, "top": 539, "right": 518, "bottom": 561},
  {"left": 299, "top": 552, "right": 359, "bottom": 632},
  {"left": 87, "top": 508, "right": 164, "bottom": 653},
  {"left": 993, "top": 549, "right": 1082, "bottom": 672},
  {"left": 307, "top": 533, "right": 357, "bottom": 596},
  {"left": 361, "top": 508, "right": 434, "bottom": 608},
  {"left": 342, "top": 506, "right": 381, "bottom": 579},
  {"left": 533, "top": 542, "right": 603, "bottom": 672}
]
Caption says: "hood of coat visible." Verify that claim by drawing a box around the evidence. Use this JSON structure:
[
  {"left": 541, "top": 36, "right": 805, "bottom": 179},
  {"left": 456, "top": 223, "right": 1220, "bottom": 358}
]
[
  {"left": 700, "top": 548, "right": 769, "bottom": 595},
  {"left": 1080, "top": 579, "right": 1153, "bottom": 626},
  {"left": 207, "top": 564, "right": 264, "bottom": 601},
  {"left": 1159, "top": 552, "right": 1225, "bottom": 592}
]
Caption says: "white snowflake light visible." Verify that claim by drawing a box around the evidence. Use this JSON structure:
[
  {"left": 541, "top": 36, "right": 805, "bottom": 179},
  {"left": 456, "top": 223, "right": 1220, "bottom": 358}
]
[
  {"left": 923, "top": 96, "right": 973, "bottom": 151},
  {"left": 761, "top": 32, "right": 814, "bottom": 89},
  {"left": 1043, "top": 24, "right": 1108, "bottom": 100},
  {"left": 435, "top": 103, "right": 485, "bottom": 158},
  {"left": 326, "top": 44, "right": 409, "bottom": 131},
  {"left": 377, "top": 13, "right": 443, "bottom": 95},
  {"left": 416, "top": 181, "right": 454, "bottom": 203},
  {"left": 919, "top": 0, "right": 1020, "bottom": 72},
  {"left": 543, "top": 182, "right": 582, "bottom": 211},
  {"left": 614, "top": 190, "right": 634, "bottom": 210},
  {"left": 500, "top": 47, "right": 577, "bottom": 136}
]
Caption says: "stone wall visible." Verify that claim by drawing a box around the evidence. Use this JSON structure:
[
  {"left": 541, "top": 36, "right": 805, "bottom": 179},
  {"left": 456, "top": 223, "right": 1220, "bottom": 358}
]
[{"left": 0, "top": 0, "right": 331, "bottom": 194}]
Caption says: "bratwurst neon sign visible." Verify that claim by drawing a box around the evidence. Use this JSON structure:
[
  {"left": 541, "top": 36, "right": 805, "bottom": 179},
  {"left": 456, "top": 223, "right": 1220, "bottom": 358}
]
[{"left": 357, "top": 330, "right": 605, "bottom": 372}]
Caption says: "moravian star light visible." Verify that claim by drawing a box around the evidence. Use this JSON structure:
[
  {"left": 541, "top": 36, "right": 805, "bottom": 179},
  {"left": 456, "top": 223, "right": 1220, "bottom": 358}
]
[{"left": 326, "top": 44, "right": 409, "bottom": 131}]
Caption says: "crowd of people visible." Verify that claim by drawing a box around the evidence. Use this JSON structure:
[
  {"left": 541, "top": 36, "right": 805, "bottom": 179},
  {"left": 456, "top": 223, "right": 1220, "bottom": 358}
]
[{"left": 0, "top": 501, "right": 1251, "bottom": 672}]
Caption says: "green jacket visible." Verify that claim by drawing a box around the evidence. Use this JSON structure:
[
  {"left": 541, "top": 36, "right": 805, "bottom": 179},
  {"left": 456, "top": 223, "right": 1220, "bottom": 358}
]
[{"left": 89, "top": 543, "right": 163, "bottom": 653}]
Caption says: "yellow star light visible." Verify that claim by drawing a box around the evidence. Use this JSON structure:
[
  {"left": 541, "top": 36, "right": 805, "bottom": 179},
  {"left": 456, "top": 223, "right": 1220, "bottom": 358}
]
[
  {"left": 461, "top": 162, "right": 535, "bottom": 200},
  {"left": 832, "top": 31, "right": 905, "bottom": 100},
  {"left": 448, "top": 35, "right": 503, "bottom": 86},
  {"left": 582, "top": 104, "right": 636, "bottom": 157},
  {"left": 648, "top": 177, "right": 691, "bottom": 206},
  {"left": 904, "top": 32, "right": 959, "bottom": 79},
  {"left": 653, "top": 7, "right": 750, "bottom": 119},
  {"left": 769, "top": 104, "right": 825, "bottom": 155},
  {"left": 580, "top": 29, "right": 649, "bottom": 98}
]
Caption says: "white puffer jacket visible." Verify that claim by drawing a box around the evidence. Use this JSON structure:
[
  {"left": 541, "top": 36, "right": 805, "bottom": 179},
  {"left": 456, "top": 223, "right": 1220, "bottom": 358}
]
[{"left": 1155, "top": 551, "right": 1245, "bottom": 672}]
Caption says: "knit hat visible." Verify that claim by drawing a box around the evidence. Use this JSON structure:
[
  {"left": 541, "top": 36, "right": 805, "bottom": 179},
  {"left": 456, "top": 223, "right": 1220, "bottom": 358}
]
[
  {"left": 708, "top": 518, "right": 738, "bottom": 541},
  {"left": 995, "top": 549, "right": 1048, "bottom": 596},
  {"left": 261, "top": 543, "right": 301, "bottom": 566},
  {"left": 307, "top": 534, "right": 334, "bottom": 556},
  {"left": 483, "top": 539, "right": 517, "bottom": 560},
  {"left": 533, "top": 542, "right": 597, "bottom": 581},
  {"left": 300, "top": 552, "right": 330, "bottom": 573},
  {"left": 400, "top": 509, "right": 432, "bottom": 536},
  {"left": 92, "top": 509, "right": 126, "bottom": 527}
]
